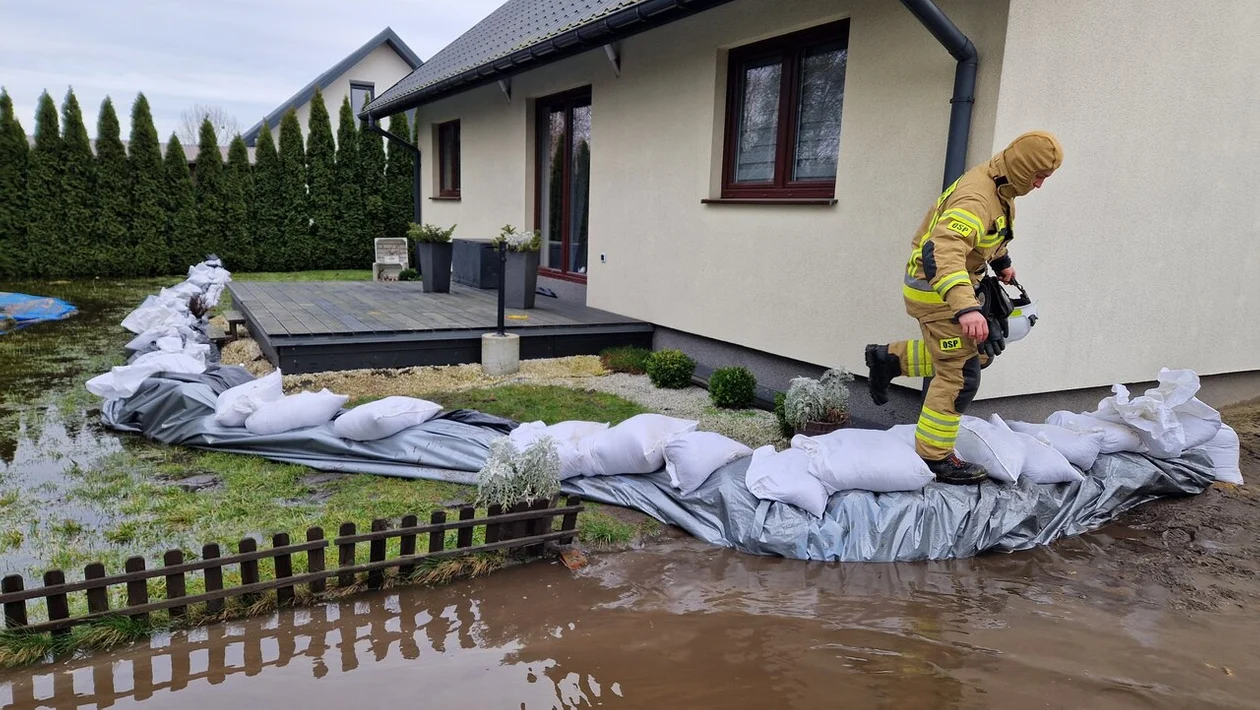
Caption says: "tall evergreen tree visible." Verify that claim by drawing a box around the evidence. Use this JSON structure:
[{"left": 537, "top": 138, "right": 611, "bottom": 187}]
[
  {"left": 193, "top": 119, "right": 226, "bottom": 266},
  {"left": 60, "top": 89, "right": 96, "bottom": 277},
  {"left": 0, "top": 89, "right": 29, "bottom": 280},
  {"left": 163, "top": 134, "right": 198, "bottom": 273},
  {"left": 252, "top": 123, "right": 284, "bottom": 272},
  {"left": 128, "top": 93, "right": 168, "bottom": 276},
  {"left": 359, "top": 119, "right": 387, "bottom": 270},
  {"left": 384, "top": 113, "right": 414, "bottom": 256},
  {"left": 222, "top": 135, "right": 255, "bottom": 272},
  {"left": 93, "top": 97, "right": 129, "bottom": 275},
  {"left": 25, "top": 92, "right": 61, "bottom": 278},
  {"left": 334, "top": 97, "right": 363, "bottom": 269},
  {"left": 277, "top": 109, "right": 309, "bottom": 271},
  {"left": 306, "top": 89, "right": 338, "bottom": 268}
]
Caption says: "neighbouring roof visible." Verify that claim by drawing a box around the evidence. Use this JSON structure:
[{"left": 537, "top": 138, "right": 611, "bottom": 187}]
[
  {"left": 363, "top": 0, "right": 734, "bottom": 119},
  {"left": 27, "top": 134, "right": 253, "bottom": 162},
  {"left": 242, "top": 26, "right": 423, "bottom": 146}
]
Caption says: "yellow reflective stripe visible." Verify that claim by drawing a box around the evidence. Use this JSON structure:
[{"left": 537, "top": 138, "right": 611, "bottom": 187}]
[
  {"left": 908, "top": 339, "right": 921, "bottom": 377},
  {"left": 977, "top": 231, "right": 1004, "bottom": 249},
  {"left": 920, "top": 407, "right": 960, "bottom": 429},
  {"left": 921, "top": 348, "right": 935, "bottom": 379},
  {"left": 915, "top": 426, "right": 955, "bottom": 447},
  {"left": 940, "top": 208, "right": 983, "bottom": 236},
  {"left": 903, "top": 283, "right": 945, "bottom": 304},
  {"left": 934, "top": 271, "right": 971, "bottom": 296}
]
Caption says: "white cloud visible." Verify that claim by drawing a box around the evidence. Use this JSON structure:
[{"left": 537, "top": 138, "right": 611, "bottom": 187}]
[{"left": 0, "top": 0, "right": 502, "bottom": 139}]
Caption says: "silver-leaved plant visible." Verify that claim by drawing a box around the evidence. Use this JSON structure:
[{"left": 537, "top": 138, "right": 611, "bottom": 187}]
[{"left": 475, "top": 436, "right": 562, "bottom": 509}]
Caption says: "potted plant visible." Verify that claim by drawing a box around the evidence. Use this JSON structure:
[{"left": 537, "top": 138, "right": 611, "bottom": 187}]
[
  {"left": 783, "top": 367, "right": 854, "bottom": 437},
  {"left": 493, "top": 224, "right": 542, "bottom": 309},
  {"left": 409, "top": 222, "right": 456, "bottom": 293}
]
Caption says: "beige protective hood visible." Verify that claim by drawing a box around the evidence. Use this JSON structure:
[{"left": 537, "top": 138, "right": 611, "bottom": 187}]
[{"left": 988, "top": 131, "right": 1064, "bottom": 198}]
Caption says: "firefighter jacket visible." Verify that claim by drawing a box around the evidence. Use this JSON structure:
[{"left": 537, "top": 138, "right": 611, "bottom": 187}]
[{"left": 903, "top": 131, "right": 1064, "bottom": 323}]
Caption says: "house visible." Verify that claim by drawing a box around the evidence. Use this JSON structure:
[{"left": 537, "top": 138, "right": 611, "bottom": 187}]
[
  {"left": 357, "top": 0, "right": 1260, "bottom": 416},
  {"left": 242, "top": 27, "right": 422, "bottom": 146}
]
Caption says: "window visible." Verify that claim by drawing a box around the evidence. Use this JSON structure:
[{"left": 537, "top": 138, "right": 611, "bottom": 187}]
[
  {"left": 535, "top": 87, "right": 592, "bottom": 280},
  {"left": 721, "top": 20, "right": 849, "bottom": 199},
  {"left": 438, "top": 120, "right": 461, "bottom": 197},
  {"left": 349, "top": 81, "right": 375, "bottom": 117}
]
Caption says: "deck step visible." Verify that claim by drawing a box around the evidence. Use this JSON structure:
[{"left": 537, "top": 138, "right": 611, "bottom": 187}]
[
  {"left": 223, "top": 309, "right": 246, "bottom": 336},
  {"left": 208, "top": 324, "right": 231, "bottom": 346}
]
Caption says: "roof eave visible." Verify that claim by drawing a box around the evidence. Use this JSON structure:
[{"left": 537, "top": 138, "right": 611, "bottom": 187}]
[{"left": 360, "top": 0, "right": 736, "bottom": 121}]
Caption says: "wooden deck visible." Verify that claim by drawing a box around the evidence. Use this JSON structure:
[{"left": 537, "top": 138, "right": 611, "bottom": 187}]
[{"left": 228, "top": 281, "right": 653, "bottom": 374}]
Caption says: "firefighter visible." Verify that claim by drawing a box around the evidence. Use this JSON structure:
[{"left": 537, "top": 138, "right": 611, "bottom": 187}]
[{"left": 865, "top": 131, "right": 1064, "bottom": 484}]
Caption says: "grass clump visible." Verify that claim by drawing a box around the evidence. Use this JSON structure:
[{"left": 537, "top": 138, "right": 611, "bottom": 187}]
[
  {"left": 599, "top": 346, "right": 651, "bottom": 375},
  {"left": 577, "top": 510, "right": 637, "bottom": 547},
  {"left": 709, "top": 366, "right": 757, "bottom": 409},
  {"left": 645, "top": 349, "right": 696, "bottom": 389}
]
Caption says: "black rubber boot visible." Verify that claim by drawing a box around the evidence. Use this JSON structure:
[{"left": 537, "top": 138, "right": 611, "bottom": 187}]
[
  {"left": 925, "top": 453, "right": 989, "bottom": 485},
  {"left": 865, "top": 344, "right": 900, "bottom": 406}
]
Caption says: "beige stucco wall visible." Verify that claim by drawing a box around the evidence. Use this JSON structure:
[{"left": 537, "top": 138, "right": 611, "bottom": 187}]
[
  {"left": 974, "top": 0, "right": 1260, "bottom": 397},
  {"left": 413, "top": 0, "right": 1012, "bottom": 384},
  {"left": 289, "top": 43, "right": 415, "bottom": 140}
]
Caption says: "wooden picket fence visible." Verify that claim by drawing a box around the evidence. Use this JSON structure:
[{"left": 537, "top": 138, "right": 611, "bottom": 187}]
[{"left": 0, "top": 496, "right": 582, "bottom": 635}]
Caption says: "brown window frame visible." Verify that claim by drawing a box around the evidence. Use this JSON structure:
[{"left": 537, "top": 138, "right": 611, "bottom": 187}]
[
  {"left": 720, "top": 19, "right": 850, "bottom": 200},
  {"left": 437, "top": 120, "right": 461, "bottom": 198},
  {"left": 533, "top": 86, "right": 593, "bottom": 284}
]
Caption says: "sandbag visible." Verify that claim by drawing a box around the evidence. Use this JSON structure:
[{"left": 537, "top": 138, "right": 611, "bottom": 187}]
[
  {"left": 664, "top": 432, "right": 753, "bottom": 496},
  {"left": 85, "top": 352, "right": 206, "bottom": 400},
  {"left": 1199, "top": 424, "right": 1243, "bottom": 485},
  {"left": 954, "top": 415, "right": 1026, "bottom": 483},
  {"left": 510, "top": 421, "right": 611, "bottom": 479},
  {"left": 1047, "top": 411, "right": 1146, "bottom": 454},
  {"left": 791, "top": 428, "right": 934, "bottom": 493},
  {"left": 744, "top": 446, "right": 829, "bottom": 518},
  {"left": 579, "top": 414, "right": 698, "bottom": 476},
  {"left": 244, "top": 389, "right": 349, "bottom": 436},
  {"left": 1089, "top": 369, "right": 1222, "bottom": 458},
  {"left": 214, "top": 369, "right": 285, "bottom": 427},
  {"left": 999, "top": 418, "right": 1083, "bottom": 484},
  {"left": 332, "top": 396, "right": 442, "bottom": 441},
  {"left": 1006, "top": 420, "right": 1104, "bottom": 471},
  {"left": 120, "top": 296, "right": 195, "bottom": 334}
]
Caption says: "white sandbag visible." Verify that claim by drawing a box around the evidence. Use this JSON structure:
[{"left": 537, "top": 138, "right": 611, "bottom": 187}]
[
  {"left": 244, "top": 389, "right": 348, "bottom": 436},
  {"left": 1199, "top": 424, "right": 1243, "bottom": 484},
  {"left": 125, "top": 325, "right": 197, "bottom": 352},
  {"left": 791, "top": 428, "right": 934, "bottom": 493},
  {"left": 1002, "top": 422, "right": 1083, "bottom": 484},
  {"left": 1047, "top": 410, "right": 1146, "bottom": 454},
  {"left": 85, "top": 352, "right": 206, "bottom": 400},
  {"left": 744, "top": 446, "right": 829, "bottom": 518},
  {"left": 120, "top": 296, "right": 196, "bottom": 334},
  {"left": 509, "top": 421, "right": 610, "bottom": 479},
  {"left": 186, "top": 262, "right": 232, "bottom": 288},
  {"left": 332, "top": 396, "right": 442, "bottom": 441},
  {"left": 949, "top": 416, "right": 1025, "bottom": 483},
  {"left": 578, "top": 414, "right": 698, "bottom": 476},
  {"left": 1006, "top": 420, "right": 1104, "bottom": 471},
  {"left": 215, "top": 370, "right": 285, "bottom": 427},
  {"left": 664, "top": 432, "right": 754, "bottom": 495},
  {"left": 1089, "top": 369, "right": 1222, "bottom": 458},
  {"left": 888, "top": 424, "right": 917, "bottom": 448}
]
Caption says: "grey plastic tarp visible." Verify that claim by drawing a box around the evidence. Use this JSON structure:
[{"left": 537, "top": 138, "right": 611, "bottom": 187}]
[{"left": 101, "top": 367, "right": 1216, "bottom": 562}]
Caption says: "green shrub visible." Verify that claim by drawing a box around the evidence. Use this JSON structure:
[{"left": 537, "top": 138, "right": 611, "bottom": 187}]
[
  {"left": 773, "top": 392, "right": 794, "bottom": 439},
  {"left": 709, "top": 366, "right": 756, "bottom": 409},
  {"left": 408, "top": 222, "right": 456, "bottom": 244},
  {"left": 645, "top": 349, "right": 695, "bottom": 389},
  {"left": 600, "top": 346, "right": 651, "bottom": 374},
  {"left": 397, "top": 268, "right": 419, "bottom": 281}
]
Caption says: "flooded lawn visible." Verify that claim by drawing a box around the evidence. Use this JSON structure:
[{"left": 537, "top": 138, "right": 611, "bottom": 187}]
[{"left": 2, "top": 536, "right": 1256, "bottom": 708}]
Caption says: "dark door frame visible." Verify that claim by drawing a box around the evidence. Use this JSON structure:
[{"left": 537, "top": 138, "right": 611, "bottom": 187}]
[{"left": 534, "top": 86, "right": 592, "bottom": 284}]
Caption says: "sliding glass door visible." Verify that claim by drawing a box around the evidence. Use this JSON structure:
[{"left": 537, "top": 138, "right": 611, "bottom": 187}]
[{"left": 536, "top": 88, "right": 591, "bottom": 280}]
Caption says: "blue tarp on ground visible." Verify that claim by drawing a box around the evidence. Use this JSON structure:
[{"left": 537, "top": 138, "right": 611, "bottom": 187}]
[
  {"left": 0, "top": 292, "right": 77, "bottom": 334},
  {"left": 99, "top": 366, "right": 1217, "bottom": 563}
]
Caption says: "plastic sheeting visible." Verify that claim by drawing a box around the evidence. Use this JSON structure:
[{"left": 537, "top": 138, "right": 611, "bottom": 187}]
[
  {"left": 0, "top": 292, "right": 76, "bottom": 333},
  {"left": 100, "top": 368, "right": 1218, "bottom": 562}
]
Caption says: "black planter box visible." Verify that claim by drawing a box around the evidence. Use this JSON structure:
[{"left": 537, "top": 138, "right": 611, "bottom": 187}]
[
  {"left": 452, "top": 239, "right": 500, "bottom": 289},
  {"left": 416, "top": 242, "right": 453, "bottom": 293}
]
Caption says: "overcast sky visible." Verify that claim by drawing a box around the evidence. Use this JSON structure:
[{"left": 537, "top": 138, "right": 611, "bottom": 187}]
[{"left": 0, "top": 0, "right": 502, "bottom": 141}]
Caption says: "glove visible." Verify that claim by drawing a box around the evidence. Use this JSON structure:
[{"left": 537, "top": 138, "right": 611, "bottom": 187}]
[{"left": 978, "top": 314, "right": 1006, "bottom": 358}]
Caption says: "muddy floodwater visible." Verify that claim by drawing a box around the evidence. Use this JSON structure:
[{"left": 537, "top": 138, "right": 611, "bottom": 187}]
[{"left": 2, "top": 534, "right": 1257, "bottom": 709}]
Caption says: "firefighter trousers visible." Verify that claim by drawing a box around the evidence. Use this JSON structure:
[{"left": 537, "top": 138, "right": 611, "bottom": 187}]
[{"left": 887, "top": 319, "right": 989, "bottom": 460}]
